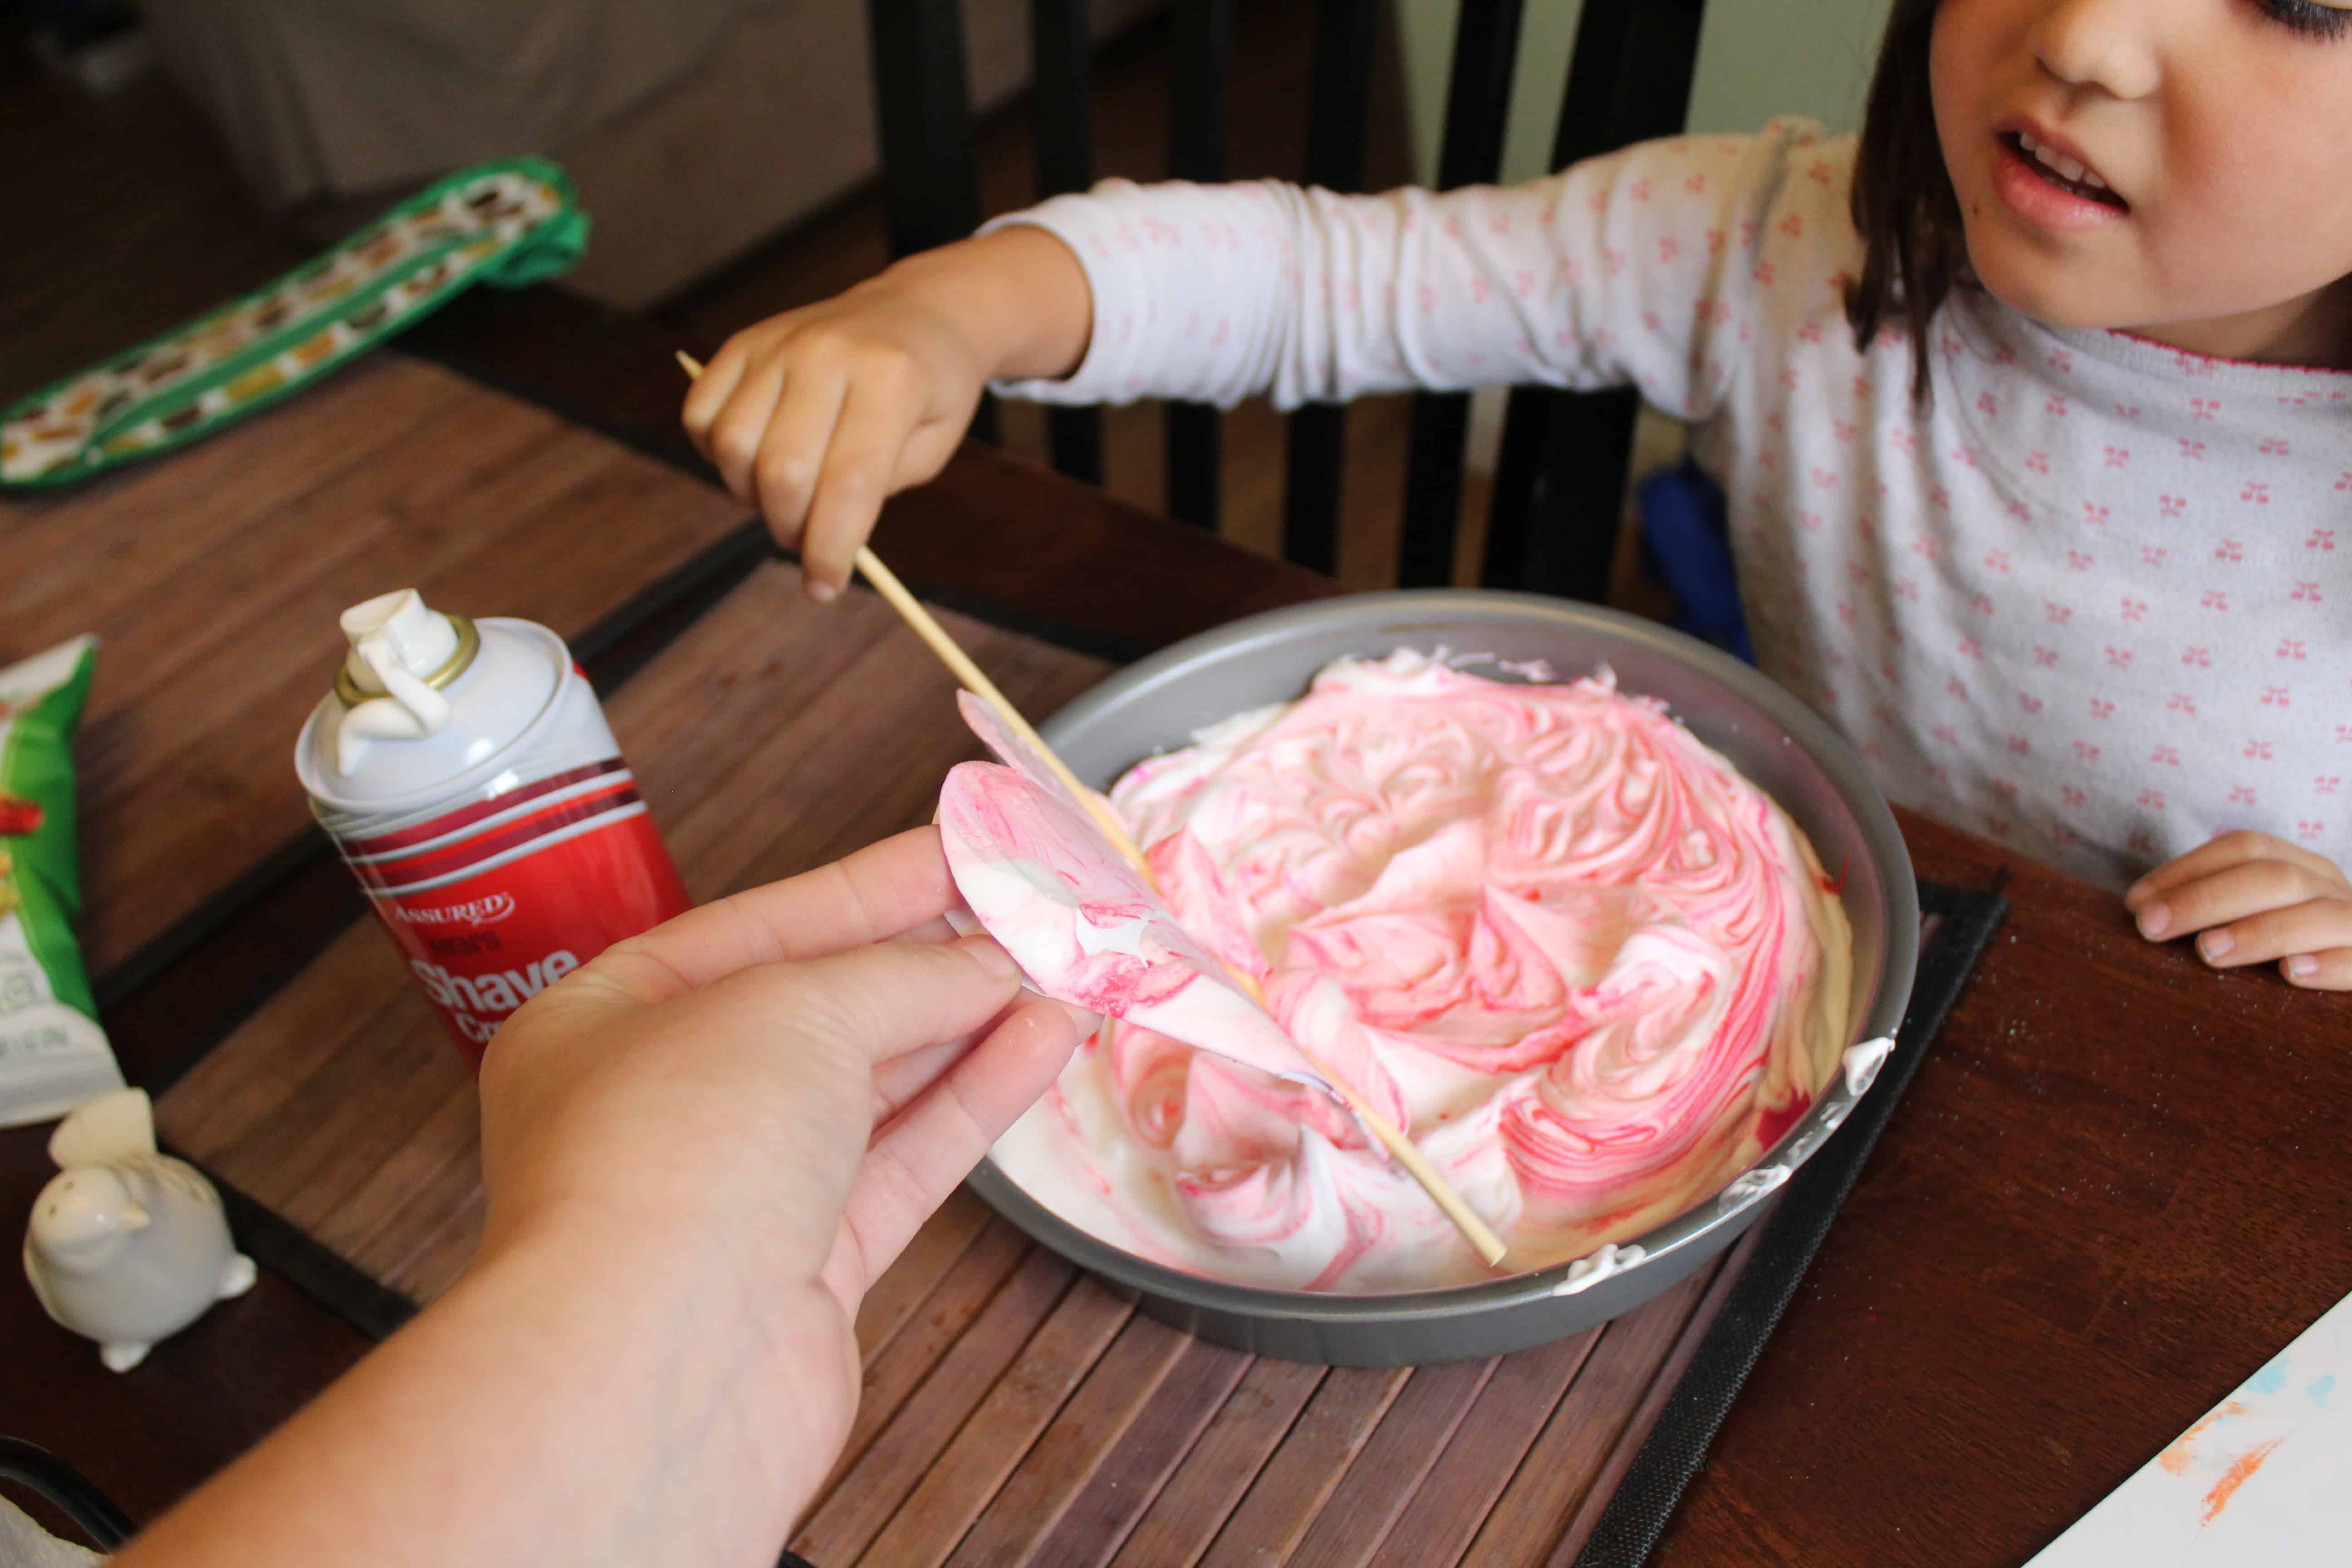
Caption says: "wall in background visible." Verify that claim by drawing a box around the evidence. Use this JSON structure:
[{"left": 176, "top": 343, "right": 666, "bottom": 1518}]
[
  {"left": 1389, "top": 0, "right": 1892, "bottom": 480},
  {"left": 1395, "top": 0, "right": 1893, "bottom": 188}
]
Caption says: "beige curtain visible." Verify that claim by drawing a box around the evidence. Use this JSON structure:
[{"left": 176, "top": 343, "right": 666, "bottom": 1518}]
[{"left": 141, "top": 0, "right": 747, "bottom": 209}]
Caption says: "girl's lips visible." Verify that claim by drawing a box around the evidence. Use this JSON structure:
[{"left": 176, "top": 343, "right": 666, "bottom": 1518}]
[{"left": 1992, "top": 133, "right": 2130, "bottom": 235}]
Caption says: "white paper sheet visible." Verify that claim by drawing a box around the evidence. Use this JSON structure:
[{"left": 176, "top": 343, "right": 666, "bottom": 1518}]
[{"left": 2026, "top": 1289, "right": 2352, "bottom": 1564}]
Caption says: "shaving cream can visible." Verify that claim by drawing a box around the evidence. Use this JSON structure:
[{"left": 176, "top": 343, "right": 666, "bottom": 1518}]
[{"left": 294, "top": 590, "right": 690, "bottom": 1068}]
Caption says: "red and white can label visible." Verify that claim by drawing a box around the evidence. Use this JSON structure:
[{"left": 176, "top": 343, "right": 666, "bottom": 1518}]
[{"left": 332, "top": 757, "right": 691, "bottom": 1067}]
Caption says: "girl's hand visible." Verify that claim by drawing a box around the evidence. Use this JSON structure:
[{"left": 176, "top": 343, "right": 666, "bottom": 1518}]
[
  {"left": 680, "top": 227, "right": 1093, "bottom": 599},
  {"left": 2125, "top": 831, "right": 2352, "bottom": 990}
]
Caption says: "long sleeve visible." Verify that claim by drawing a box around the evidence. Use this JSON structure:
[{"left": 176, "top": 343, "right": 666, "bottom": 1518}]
[{"left": 986, "top": 121, "right": 1823, "bottom": 423}]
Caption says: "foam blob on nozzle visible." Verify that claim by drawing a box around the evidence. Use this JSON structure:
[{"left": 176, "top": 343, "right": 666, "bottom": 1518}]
[{"left": 334, "top": 589, "right": 461, "bottom": 775}]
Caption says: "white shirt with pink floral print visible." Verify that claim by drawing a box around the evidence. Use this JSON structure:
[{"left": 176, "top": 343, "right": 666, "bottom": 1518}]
[{"left": 989, "top": 118, "right": 2352, "bottom": 891}]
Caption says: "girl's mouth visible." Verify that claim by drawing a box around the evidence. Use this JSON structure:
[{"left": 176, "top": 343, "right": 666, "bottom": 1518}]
[
  {"left": 1991, "top": 128, "right": 2131, "bottom": 233},
  {"left": 2000, "top": 130, "right": 2129, "bottom": 211}
]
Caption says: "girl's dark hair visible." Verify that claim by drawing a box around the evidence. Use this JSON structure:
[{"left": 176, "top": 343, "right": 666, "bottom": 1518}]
[{"left": 1845, "top": 0, "right": 1965, "bottom": 400}]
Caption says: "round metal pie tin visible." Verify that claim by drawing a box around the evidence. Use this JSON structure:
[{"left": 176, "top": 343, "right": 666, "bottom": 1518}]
[{"left": 965, "top": 590, "right": 1917, "bottom": 1365}]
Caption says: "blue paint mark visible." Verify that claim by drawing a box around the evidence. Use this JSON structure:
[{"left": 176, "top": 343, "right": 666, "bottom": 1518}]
[
  {"left": 2310, "top": 1374, "right": 2336, "bottom": 1409},
  {"left": 2249, "top": 1356, "right": 2289, "bottom": 1396}
]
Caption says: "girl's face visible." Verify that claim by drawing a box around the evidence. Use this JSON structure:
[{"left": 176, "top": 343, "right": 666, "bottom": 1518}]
[{"left": 1932, "top": 0, "right": 2352, "bottom": 364}]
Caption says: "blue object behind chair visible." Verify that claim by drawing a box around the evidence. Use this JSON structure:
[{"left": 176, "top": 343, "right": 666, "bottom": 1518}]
[{"left": 1637, "top": 456, "right": 1754, "bottom": 666}]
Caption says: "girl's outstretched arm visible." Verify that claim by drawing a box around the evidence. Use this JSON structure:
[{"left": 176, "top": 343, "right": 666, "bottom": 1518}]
[
  {"left": 681, "top": 226, "right": 1093, "bottom": 598},
  {"left": 2126, "top": 831, "right": 2352, "bottom": 990},
  {"left": 987, "top": 122, "right": 1834, "bottom": 421},
  {"left": 687, "top": 120, "right": 1848, "bottom": 597}
]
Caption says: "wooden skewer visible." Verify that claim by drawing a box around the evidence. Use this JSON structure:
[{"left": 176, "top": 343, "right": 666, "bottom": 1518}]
[
  {"left": 677, "top": 348, "right": 1509, "bottom": 1269},
  {"left": 676, "top": 353, "right": 1151, "bottom": 872}
]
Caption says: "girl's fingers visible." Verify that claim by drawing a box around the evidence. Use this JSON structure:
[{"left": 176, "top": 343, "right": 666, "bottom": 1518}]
[
  {"left": 892, "top": 417, "right": 970, "bottom": 492},
  {"left": 801, "top": 372, "right": 925, "bottom": 598},
  {"left": 826, "top": 993, "right": 1082, "bottom": 1299},
  {"left": 2280, "top": 947, "right": 2352, "bottom": 992},
  {"left": 679, "top": 334, "right": 753, "bottom": 451},
  {"left": 705, "top": 360, "right": 788, "bottom": 504},
  {"left": 2131, "top": 857, "right": 2332, "bottom": 942},
  {"left": 753, "top": 364, "right": 852, "bottom": 552},
  {"left": 2189, "top": 896, "right": 2352, "bottom": 970},
  {"left": 2126, "top": 830, "right": 2347, "bottom": 911}
]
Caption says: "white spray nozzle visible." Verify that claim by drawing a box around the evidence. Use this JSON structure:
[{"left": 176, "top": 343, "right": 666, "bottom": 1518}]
[
  {"left": 333, "top": 590, "right": 461, "bottom": 775},
  {"left": 340, "top": 590, "right": 458, "bottom": 693}
]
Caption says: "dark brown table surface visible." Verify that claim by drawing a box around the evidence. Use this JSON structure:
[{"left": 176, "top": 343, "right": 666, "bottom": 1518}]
[{"left": 4, "top": 285, "right": 2347, "bottom": 1565}]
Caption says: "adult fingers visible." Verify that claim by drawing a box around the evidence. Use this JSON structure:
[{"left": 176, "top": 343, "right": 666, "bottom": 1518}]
[
  {"left": 2184, "top": 894, "right": 2352, "bottom": 973},
  {"left": 889, "top": 914, "right": 962, "bottom": 947},
  {"left": 868, "top": 1033, "right": 978, "bottom": 1123},
  {"left": 866, "top": 993, "right": 1085, "bottom": 1122},
  {"left": 825, "top": 993, "right": 1083, "bottom": 1300},
  {"left": 2129, "top": 857, "right": 2336, "bottom": 943},
  {"left": 581, "top": 828, "right": 960, "bottom": 1004},
  {"left": 750, "top": 933, "right": 1027, "bottom": 1077},
  {"left": 2126, "top": 830, "right": 2347, "bottom": 911},
  {"left": 799, "top": 372, "right": 923, "bottom": 598}
]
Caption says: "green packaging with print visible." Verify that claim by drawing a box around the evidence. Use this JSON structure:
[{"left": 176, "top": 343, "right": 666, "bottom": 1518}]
[{"left": 0, "top": 637, "right": 123, "bottom": 1127}]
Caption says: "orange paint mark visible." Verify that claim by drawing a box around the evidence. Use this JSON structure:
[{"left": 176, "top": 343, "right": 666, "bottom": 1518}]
[
  {"left": 2159, "top": 1401, "right": 2249, "bottom": 1475},
  {"left": 2200, "top": 1438, "right": 2282, "bottom": 1525}
]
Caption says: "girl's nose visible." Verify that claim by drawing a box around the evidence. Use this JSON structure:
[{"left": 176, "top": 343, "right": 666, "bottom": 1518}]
[{"left": 2029, "top": 0, "right": 2162, "bottom": 101}]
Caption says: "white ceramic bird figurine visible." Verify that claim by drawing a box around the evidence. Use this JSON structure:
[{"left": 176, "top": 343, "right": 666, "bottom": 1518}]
[{"left": 22, "top": 1088, "right": 255, "bottom": 1372}]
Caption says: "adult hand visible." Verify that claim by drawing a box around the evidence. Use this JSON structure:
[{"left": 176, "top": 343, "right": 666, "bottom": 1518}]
[
  {"left": 2125, "top": 830, "right": 2352, "bottom": 989},
  {"left": 680, "top": 226, "right": 1091, "bottom": 599},
  {"left": 481, "top": 826, "right": 1085, "bottom": 1392},
  {"left": 114, "top": 828, "right": 1084, "bottom": 1568}
]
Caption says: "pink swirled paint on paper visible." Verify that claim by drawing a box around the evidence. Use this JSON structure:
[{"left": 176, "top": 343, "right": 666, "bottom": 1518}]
[
  {"left": 985, "top": 651, "right": 1854, "bottom": 1291},
  {"left": 936, "top": 759, "right": 1334, "bottom": 1093}
]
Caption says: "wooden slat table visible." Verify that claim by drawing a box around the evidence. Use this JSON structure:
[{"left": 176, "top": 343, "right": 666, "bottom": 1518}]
[
  {"left": 1662, "top": 821, "right": 2352, "bottom": 1567},
  {"left": 151, "top": 544, "right": 1789, "bottom": 1566},
  {"left": 156, "top": 559, "right": 1112, "bottom": 1301},
  {"left": 0, "top": 356, "right": 751, "bottom": 990},
  {"left": 5, "top": 284, "right": 2346, "bottom": 1567}
]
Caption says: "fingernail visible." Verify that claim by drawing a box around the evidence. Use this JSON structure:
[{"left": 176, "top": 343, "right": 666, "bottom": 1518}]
[
  {"left": 2199, "top": 929, "right": 2234, "bottom": 962},
  {"left": 808, "top": 579, "right": 839, "bottom": 603},
  {"left": 2123, "top": 878, "right": 2149, "bottom": 906},
  {"left": 2136, "top": 902, "right": 2171, "bottom": 939},
  {"left": 2288, "top": 955, "right": 2318, "bottom": 980}
]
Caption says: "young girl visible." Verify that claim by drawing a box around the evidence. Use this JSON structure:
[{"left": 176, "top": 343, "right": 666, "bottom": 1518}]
[{"left": 682, "top": 0, "right": 2352, "bottom": 988}]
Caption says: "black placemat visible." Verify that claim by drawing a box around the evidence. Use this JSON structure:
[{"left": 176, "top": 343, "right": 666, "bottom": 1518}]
[{"left": 1571, "top": 878, "right": 2008, "bottom": 1568}]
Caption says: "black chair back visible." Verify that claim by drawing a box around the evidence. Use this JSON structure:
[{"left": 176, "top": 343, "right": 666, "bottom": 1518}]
[{"left": 866, "top": 0, "right": 1711, "bottom": 596}]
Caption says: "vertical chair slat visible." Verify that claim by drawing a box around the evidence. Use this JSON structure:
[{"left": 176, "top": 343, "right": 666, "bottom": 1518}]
[
  {"left": 1164, "top": 0, "right": 1233, "bottom": 529},
  {"left": 867, "top": 0, "right": 980, "bottom": 259},
  {"left": 1032, "top": 0, "right": 1105, "bottom": 485},
  {"left": 1483, "top": 0, "right": 1711, "bottom": 597},
  {"left": 865, "top": 0, "right": 998, "bottom": 443},
  {"left": 1396, "top": 0, "right": 1529, "bottom": 588},
  {"left": 1281, "top": 0, "right": 1383, "bottom": 576}
]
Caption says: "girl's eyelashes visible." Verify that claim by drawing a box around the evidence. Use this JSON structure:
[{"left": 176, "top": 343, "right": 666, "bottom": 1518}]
[{"left": 2257, "top": 0, "right": 2352, "bottom": 39}]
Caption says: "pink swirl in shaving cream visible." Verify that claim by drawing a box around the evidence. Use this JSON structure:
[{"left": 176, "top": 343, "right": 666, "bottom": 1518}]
[{"left": 989, "top": 652, "right": 1853, "bottom": 1290}]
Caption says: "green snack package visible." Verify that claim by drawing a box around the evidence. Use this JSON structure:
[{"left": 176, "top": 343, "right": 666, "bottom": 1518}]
[
  {"left": 0, "top": 637, "right": 123, "bottom": 1127},
  {"left": 1, "top": 157, "right": 585, "bottom": 490}
]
